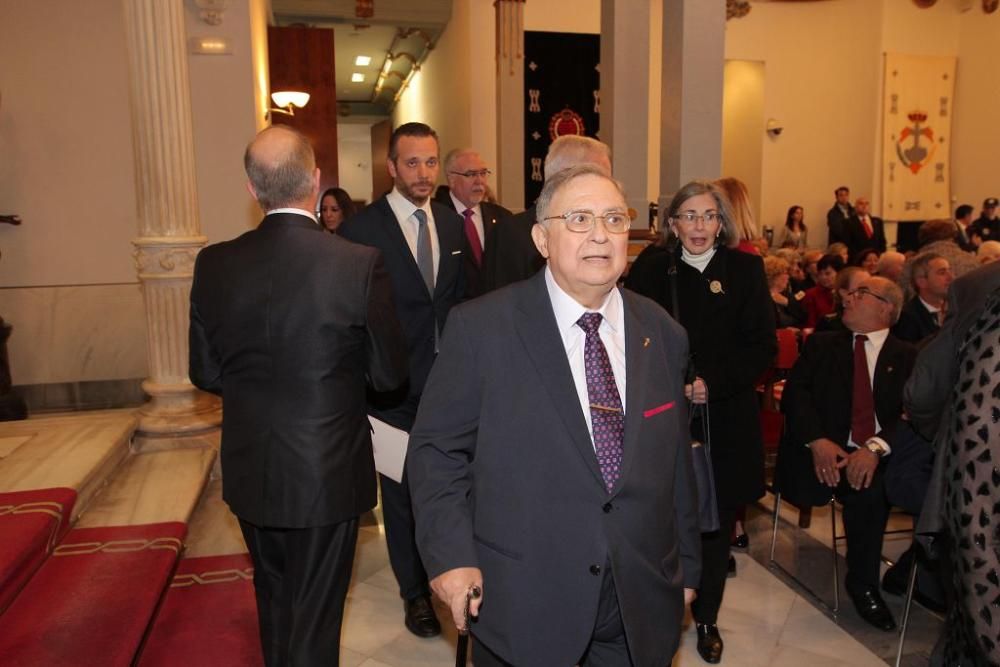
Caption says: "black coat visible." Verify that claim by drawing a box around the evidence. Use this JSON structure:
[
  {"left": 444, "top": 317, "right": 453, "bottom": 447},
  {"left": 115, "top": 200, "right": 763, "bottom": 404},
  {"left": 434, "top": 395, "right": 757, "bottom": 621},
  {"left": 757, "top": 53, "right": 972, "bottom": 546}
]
[
  {"left": 441, "top": 198, "right": 513, "bottom": 298},
  {"left": 339, "top": 196, "right": 466, "bottom": 430},
  {"left": 188, "top": 213, "right": 409, "bottom": 527},
  {"left": 625, "top": 245, "right": 777, "bottom": 508},
  {"left": 843, "top": 214, "right": 887, "bottom": 257},
  {"left": 892, "top": 296, "right": 940, "bottom": 344},
  {"left": 827, "top": 203, "right": 855, "bottom": 245},
  {"left": 778, "top": 330, "right": 916, "bottom": 507},
  {"left": 480, "top": 205, "right": 545, "bottom": 293}
]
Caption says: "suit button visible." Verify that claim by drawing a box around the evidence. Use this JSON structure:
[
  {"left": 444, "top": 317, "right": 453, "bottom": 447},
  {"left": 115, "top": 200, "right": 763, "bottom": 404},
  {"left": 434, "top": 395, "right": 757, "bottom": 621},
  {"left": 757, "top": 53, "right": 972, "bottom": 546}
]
[
  {"left": 602, "top": 503, "right": 613, "bottom": 513},
  {"left": 589, "top": 564, "right": 601, "bottom": 576}
]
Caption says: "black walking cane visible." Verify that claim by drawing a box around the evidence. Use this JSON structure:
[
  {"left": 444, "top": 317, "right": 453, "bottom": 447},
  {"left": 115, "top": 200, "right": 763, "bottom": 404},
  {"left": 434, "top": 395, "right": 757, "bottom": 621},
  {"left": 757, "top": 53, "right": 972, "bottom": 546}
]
[{"left": 455, "top": 585, "right": 482, "bottom": 666}]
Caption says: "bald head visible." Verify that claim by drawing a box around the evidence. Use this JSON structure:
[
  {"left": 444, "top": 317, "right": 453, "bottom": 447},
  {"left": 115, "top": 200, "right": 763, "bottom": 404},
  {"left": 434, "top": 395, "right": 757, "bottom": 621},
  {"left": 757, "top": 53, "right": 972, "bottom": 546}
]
[
  {"left": 244, "top": 125, "right": 319, "bottom": 212},
  {"left": 875, "top": 250, "right": 905, "bottom": 282},
  {"left": 544, "top": 136, "right": 611, "bottom": 180}
]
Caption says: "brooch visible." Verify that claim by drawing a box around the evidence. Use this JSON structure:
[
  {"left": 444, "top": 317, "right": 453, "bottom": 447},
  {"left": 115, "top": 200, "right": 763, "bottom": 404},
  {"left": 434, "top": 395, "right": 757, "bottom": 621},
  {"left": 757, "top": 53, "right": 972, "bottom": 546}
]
[{"left": 709, "top": 280, "right": 724, "bottom": 294}]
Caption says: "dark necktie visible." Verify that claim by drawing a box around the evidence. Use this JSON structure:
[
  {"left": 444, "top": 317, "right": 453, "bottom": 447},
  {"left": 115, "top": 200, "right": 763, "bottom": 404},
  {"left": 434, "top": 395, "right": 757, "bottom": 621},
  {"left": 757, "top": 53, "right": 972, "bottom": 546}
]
[
  {"left": 851, "top": 334, "right": 876, "bottom": 445},
  {"left": 414, "top": 208, "right": 434, "bottom": 294},
  {"left": 578, "top": 312, "right": 624, "bottom": 493},
  {"left": 862, "top": 216, "right": 873, "bottom": 239},
  {"left": 463, "top": 208, "right": 483, "bottom": 267}
]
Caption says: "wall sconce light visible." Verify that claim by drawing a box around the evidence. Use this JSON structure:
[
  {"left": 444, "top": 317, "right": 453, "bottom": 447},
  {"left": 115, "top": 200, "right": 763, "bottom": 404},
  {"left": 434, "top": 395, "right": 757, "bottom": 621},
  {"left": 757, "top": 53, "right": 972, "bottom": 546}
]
[{"left": 267, "top": 91, "right": 310, "bottom": 119}]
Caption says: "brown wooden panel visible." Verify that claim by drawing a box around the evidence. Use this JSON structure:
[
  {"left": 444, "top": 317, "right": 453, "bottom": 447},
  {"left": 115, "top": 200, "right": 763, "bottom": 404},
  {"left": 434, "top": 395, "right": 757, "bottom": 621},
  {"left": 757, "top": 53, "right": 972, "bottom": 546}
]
[
  {"left": 267, "top": 25, "right": 339, "bottom": 189},
  {"left": 370, "top": 119, "right": 393, "bottom": 201}
]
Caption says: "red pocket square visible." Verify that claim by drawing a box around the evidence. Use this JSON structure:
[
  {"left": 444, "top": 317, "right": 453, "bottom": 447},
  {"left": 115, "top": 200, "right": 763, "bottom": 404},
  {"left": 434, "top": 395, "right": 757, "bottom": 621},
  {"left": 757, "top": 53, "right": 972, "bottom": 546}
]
[{"left": 643, "top": 402, "right": 675, "bottom": 418}]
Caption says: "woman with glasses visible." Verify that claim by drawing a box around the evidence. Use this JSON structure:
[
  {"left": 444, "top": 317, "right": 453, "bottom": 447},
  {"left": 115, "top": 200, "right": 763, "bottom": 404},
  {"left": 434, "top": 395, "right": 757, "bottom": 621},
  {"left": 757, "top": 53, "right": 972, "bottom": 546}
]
[{"left": 625, "top": 180, "right": 776, "bottom": 665}]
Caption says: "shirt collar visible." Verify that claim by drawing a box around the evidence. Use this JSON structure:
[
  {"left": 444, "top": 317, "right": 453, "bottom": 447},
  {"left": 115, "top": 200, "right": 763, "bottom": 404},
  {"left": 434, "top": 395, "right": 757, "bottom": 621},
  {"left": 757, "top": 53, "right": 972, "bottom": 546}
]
[
  {"left": 267, "top": 207, "right": 318, "bottom": 223},
  {"left": 857, "top": 328, "right": 889, "bottom": 347},
  {"left": 919, "top": 297, "right": 941, "bottom": 314},
  {"left": 544, "top": 266, "right": 622, "bottom": 335},
  {"left": 449, "top": 192, "right": 479, "bottom": 217},
  {"left": 386, "top": 186, "right": 430, "bottom": 222}
]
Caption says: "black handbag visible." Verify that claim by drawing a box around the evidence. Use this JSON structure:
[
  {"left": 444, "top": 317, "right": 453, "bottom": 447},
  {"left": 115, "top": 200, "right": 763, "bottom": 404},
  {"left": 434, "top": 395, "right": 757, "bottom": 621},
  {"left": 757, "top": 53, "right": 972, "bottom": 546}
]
[{"left": 668, "top": 247, "right": 721, "bottom": 533}]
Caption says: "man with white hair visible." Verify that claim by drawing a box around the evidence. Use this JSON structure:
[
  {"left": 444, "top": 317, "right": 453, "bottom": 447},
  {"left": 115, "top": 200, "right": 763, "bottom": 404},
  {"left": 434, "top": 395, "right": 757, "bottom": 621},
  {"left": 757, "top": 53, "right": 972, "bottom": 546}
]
[
  {"left": 874, "top": 250, "right": 905, "bottom": 283},
  {"left": 481, "top": 135, "right": 612, "bottom": 292}
]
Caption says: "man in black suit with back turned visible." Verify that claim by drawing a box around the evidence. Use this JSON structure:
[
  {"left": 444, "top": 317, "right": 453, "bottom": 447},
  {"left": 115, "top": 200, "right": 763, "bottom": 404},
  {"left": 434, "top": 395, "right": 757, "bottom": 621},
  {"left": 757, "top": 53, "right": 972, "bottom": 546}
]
[
  {"left": 440, "top": 148, "right": 512, "bottom": 297},
  {"left": 827, "top": 185, "right": 854, "bottom": 245},
  {"left": 339, "top": 122, "right": 464, "bottom": 638},
  {"left": 189, "top": 125, "right": 408, "bottom": 665},
  {"left": 481, "top": 135, "right": 612, "bottom": 293},
  {"left": 781, "top": 275, "right": 917, "bottom": 632},
  {"left": 408, "top": 165, "right": 701, "bottom": 666}
]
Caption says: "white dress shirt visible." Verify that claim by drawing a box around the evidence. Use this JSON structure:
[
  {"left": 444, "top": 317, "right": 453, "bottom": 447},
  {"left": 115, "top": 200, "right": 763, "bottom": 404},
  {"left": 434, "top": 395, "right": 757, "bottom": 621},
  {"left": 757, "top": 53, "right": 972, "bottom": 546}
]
[
  {"left": 544, "top": 267, "right": 627, "bottom": 448},
  {"left": 386, "top": 187, "right": 440, "bottom": 279},
  {"left": 267, "top": 207, "right": 318, "bottom": 224},
  {"left": 449, "top": 192, "right": 485, "bottom": 250}
]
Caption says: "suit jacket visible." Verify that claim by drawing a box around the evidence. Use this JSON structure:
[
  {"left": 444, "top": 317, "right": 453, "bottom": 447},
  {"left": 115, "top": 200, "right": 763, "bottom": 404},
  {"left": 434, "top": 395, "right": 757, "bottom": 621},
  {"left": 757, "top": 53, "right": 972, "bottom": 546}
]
[
  {"left": 339, "top": 196, "right": 465, "bottom": 431},
  {"left": 827, "top": 202, "right": 855, "bottom": 245},
  {"left": 892, "top": 296, "right": 940, "bottom": 344},
  {"left": 778, "top": 330, "right": 917, "bottom": 507},
  {"left": 843, "top": 214, "right": 887, "bottom": 257},
  {"left": 442, "top": 198, "right": 513, "bottom": 298},
  {"left": 188, "top": 213, "right": 408, "bottom": 528},
  {"left": 906, "top": 261, "right": 1000, "bottom": 540},
  {"left": 480, "top": 205, "right": 545, "bottom": 293},
  {"left": 624, "top": 245, "right": 777, "bottom": 508},
  {"left": 407, "top": 272, "right": 701, "bottom": 667}
]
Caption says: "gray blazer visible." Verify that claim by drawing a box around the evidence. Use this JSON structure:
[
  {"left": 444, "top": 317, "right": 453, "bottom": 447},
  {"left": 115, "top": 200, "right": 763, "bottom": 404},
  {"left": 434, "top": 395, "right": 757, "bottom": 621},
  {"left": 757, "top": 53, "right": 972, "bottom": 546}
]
[{"left": 407, "top": 271, "right": 701, "bottom": 667}]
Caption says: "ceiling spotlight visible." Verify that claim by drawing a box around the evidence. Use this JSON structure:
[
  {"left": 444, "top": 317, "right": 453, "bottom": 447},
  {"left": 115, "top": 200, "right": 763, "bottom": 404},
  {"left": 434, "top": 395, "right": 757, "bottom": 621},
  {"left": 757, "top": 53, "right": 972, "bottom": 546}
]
[
  {"left": 351, "top": 73, "right": 365, "bottom": 83},
  {"left": 355, "top": 55, "right": 372, "bottom": 67}
]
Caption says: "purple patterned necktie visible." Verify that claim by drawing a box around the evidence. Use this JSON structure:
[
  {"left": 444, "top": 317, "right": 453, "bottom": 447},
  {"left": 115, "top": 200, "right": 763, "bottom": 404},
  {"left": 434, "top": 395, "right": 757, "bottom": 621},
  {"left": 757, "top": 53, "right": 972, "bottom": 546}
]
[{"left": 578, "top": 312, "right": 624, "bottom": 493}]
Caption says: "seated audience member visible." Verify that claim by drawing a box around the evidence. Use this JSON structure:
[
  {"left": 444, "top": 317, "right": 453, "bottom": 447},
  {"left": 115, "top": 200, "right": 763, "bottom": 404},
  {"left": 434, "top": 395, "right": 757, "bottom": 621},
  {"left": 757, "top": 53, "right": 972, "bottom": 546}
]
[
  {"left": 765, "top": 255, "right": 806, "bottom": 328},
  {"left": 828, "top": 242, "right": 850, "bottom": 265},
  {"left": 977, "top": 239, "right": 1000, "bottom": 264},
  {"left": 775, "top": 205, "right": 808, "bottom": 249},
  {"left": 782, "top": 276, "right": 917, "bottom": 632},
  {"left": 893, "top": 253, "right": 952, "bottom": 344},
  {"left": 914, "top": 218, "right": 978, "bottom": 280},
  {"left": 802, "top": 254, "right": 844, "bottom": 328},
  {"left": 801, "top": 249, "right": 824, "bottom": 290},
  {"left": 874, "top": 250, "right": 906, "bottom": 283},
  {"left": 953, "top": 204, "right": 976, "bottom": 251},
  {"left": 817, "top": 266, "right": 870, "bottom": 333},
  {"left": 852, "top": 248, "right": 879, "bottom": 274},
  {"left": 319, "top": 187, "right": 357, "bottom": 233},
  {"left": 844, "top": 197, "right": 887, "bottom": 258},
  {"left": 775, "top": 248, "right": 809, "bottom": 294}
]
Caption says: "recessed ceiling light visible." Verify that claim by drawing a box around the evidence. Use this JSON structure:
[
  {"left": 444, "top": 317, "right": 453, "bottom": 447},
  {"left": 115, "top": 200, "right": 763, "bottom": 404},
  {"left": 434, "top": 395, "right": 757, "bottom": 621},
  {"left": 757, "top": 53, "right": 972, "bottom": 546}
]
[
  {"left": 351, "top": 72, "right": 365, "bottom": 83},
  {"left": 355, "top": 55, "right": 372, "bottom": 67}
]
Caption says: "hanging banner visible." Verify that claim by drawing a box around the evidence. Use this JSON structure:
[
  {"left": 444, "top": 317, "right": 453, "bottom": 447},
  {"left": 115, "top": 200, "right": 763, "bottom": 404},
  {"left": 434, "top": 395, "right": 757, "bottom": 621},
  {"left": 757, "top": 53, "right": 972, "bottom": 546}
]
[{"left": 882, "top": 53, "right": 956, "bottom": 221}]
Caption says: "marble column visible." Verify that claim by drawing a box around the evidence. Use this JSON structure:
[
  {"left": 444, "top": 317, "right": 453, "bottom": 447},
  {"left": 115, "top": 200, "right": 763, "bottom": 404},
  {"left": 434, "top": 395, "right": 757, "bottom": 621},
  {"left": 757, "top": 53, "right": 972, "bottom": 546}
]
[
  {"left": 495, "top": 0, "right": 525, "bottom": 210},
  {"left": 123, "top": 0, "right": 220, "bottom": 438},
  {"left": 600, "top": 0, "right": 652, "bottom": 228},
  {"left": 659, "top": 0, "right": 726, "bottom": 214}
]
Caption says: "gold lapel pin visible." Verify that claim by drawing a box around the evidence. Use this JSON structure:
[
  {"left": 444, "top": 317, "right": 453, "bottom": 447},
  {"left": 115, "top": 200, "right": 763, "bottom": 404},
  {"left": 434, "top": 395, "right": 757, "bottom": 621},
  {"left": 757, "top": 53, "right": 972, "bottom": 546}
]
[
  {"left": 643, "top": 337, "right": 650, "bottom": 347},
  {"left": 709, "top": 280, "right": 724, "bottom": 294}
]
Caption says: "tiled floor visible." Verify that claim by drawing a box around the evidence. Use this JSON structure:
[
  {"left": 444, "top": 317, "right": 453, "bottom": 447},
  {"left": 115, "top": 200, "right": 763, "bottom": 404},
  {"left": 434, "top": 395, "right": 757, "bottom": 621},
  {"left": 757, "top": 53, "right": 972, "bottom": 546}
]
[{"left": 186, "top": 482, "right": 896, "bottom": 666}]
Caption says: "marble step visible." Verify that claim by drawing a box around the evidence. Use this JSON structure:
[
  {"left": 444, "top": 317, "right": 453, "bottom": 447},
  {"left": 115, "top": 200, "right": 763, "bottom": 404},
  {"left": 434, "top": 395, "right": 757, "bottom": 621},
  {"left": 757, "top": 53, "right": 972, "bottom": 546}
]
[
  {"left": 0, "top": 411, "right": 137, "bottom": 522},
  {"left": 76, "top": 446, "right": 217, "bottom": 529}
]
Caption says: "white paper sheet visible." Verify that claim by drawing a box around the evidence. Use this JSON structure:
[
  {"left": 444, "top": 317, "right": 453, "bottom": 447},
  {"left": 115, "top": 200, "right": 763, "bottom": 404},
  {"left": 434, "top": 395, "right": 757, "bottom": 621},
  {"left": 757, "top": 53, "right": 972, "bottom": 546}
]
[{"left": 370, "top": 417, "right": 409, "bottom": 483}]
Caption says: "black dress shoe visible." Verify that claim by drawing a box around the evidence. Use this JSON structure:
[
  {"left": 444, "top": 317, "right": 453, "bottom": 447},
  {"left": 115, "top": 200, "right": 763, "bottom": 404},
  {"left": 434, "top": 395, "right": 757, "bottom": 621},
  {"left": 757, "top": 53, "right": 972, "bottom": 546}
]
[
  {"left": 404, "top": 595, "right": 442, "bottom": 638},
  {"left": 846, "top": 585, "right": 897, "bottom": 631},
  {"left": 731, "top": 533, "right": 749, "bottom": 550},
  {"left": 881, "top": 577, "right": 946, "bottom": 615},
  {"left": 696, "top": 623, "right": 723, "bottom": 663}
]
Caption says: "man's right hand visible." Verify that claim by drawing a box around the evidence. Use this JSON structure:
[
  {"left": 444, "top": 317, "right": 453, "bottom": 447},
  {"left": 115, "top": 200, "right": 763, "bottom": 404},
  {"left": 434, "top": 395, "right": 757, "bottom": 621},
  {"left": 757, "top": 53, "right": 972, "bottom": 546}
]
[
  {"left": 430, "top": 567, "right": 483, "bottom": 631},
  {"left": 809, "top": 438, "right": 848, "bottom": 487}
]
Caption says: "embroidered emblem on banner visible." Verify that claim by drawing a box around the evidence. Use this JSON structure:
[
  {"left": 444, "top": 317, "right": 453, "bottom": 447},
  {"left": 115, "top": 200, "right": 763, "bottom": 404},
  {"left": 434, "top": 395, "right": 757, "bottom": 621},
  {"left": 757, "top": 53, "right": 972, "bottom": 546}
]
[
  {"left": 528, "top": 89, "right": 541, "bottom": 112},
  {"left": 895, "top": 111, "right": 936, "bottom": 174},
  {"left": 548, "top": 108, "right": 585, "bottom": 141},
  {"left": 530, "top": 158, "right": 543, "bottom": 182}
]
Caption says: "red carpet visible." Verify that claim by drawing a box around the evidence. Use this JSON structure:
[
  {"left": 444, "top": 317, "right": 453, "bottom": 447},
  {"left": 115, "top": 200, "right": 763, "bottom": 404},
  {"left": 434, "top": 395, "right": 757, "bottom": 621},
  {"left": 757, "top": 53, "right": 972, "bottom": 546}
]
[
  {"left": 0, "top": 487, "right": 77, "bottom": 614},
  {"left": 138, "top": 552, "right": 263, "bottom": 667},
  {"left": 0, "top": 521, "right": 185, "bottom": 667}
]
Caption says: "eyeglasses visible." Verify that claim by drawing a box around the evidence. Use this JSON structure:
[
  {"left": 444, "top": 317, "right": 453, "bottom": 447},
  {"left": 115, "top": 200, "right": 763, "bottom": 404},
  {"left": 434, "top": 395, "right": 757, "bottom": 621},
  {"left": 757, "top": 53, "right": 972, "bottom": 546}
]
[
  {"left": 543, "top": 209, "right": 632, "bottom": 234},
  {"left": 672, "top": 212, "right": 724, "bottom": 226},
  {"left": 449, "top": 169, "right": 493, "bottom": 179},
  {"left": 848, "top": 286, "right": 890, "bottom": 304}
]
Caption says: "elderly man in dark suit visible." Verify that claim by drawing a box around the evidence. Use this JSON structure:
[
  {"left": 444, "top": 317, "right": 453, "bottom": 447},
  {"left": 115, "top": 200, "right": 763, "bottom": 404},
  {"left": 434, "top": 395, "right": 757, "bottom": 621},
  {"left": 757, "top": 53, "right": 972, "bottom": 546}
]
[
  {"left": 781, "top": 275, "right": 917, "bottom": 632},
  {"left": 843, "top": 196, "right": 888, "bottom": 257},
  {"left": 440, "top": 148, "right": 512, "bottom": 297},
  {"left": 338, "top": 121, "right": 464, "bottom": 638},
  {"left": 189, "top": 125, "right": 408, "bottom": 665},
  {"left": 481, "top": 135, "right": 611, "bottom": 292},
  {"left": 408, "top": 165, "right": 701, "bottom": 666}
]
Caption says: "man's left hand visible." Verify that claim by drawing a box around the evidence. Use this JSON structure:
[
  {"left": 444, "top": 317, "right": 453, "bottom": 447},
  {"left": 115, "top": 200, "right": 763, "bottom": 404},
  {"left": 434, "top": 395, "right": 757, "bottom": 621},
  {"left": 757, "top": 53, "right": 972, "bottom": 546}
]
[{"left": 844, "top": 447, "right": 878, "bottom": 490}]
